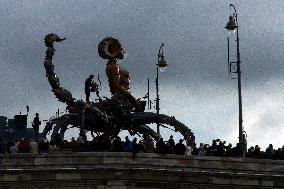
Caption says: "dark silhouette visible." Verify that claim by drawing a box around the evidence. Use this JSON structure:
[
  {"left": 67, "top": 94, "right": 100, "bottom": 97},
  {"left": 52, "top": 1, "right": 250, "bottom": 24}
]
[
  {"left": 265, "top": 144, "right": 274, "bottom": 159},
  {"left": 216, "top": 141, "right": 226, "bottom": 156},
  {"left": 124, "top": 136, "right": 132, "bottom": 152},
  {"left": 137, "top": 140, "right": 145, "bottom": 153},
  {"left": 174, "top": 139, "right": 186, "bottom": 155},
  {"left": 100, "top": 136, "right": 112, "bottom": 152},
  {"left": 225, "top": 143, "right": 233, "bottom": 157},
  {"left": 6, "top": 141, "right": 14, "bottom": 154},
  {"left": 168, "top": 135, "right": 175, "bottom": 152},
  {"left": 3, "top": 129, "right": 284, "bottom": 161},
  {"left": 32, "top": 113, "right": 41, "bottom": 142},
  {"left": 279, "top": 146, "right": 284, "bottom": 160},
  {"left": 156, "top": 138, "right": 167, "bottom": 154},
  {"left": 246, "top": 146, "right": 254, "bottom": 158},
  {"left": 38, "top": 138, "right": 49, "bottom": 153},
  {"left": 191, "top": 142, "right": 198, "bottom": 155},
  {"left": 252, "top": 145, "right": 261, "bottom": 159},
  {"left": 143, "top": 135, "right": 155, "bottom": 153},
  {"left": 85, "top": 74, "right": 94, "bottom": 102},
  {"left": 51, "top": 133, "right": 62, "bottom": 149},
  {"left": 132, "top": 137, "right": 138, "bottom": 157},
  {"left": 111, "top": 136, "right": 124, "bottom": 152}
]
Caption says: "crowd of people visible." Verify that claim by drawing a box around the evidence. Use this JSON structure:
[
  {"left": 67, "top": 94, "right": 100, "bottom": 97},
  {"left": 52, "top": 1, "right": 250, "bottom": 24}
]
[{"left": 1, "top": 135, "right": 284, "bottom": 160}]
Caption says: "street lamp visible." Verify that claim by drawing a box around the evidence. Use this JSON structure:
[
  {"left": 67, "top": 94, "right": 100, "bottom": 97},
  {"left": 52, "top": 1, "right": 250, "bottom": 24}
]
[
  {"left": 155, "top": 43, "right": 168, "bottom": 135},
  {"left": 225, "top": 4, "right": 245, "bottom": 156}
]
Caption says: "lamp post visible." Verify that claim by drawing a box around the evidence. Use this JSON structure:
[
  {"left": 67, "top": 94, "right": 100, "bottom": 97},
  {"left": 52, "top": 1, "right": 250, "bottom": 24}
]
[
  {"left": 155, "top": 43, "right": 168, "bottom": 135},
  {"left": 225, "top": 4, "right": 244, "bottom": 156}
]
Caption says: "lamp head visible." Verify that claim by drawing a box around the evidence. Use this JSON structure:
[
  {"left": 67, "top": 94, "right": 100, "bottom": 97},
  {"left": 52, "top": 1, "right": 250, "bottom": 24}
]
[
  {"left": 157, "top": 52, "right": 168, "bottom": 72},
  {"left": 225, "top": 15, "right": 238, "bottom": 33}
]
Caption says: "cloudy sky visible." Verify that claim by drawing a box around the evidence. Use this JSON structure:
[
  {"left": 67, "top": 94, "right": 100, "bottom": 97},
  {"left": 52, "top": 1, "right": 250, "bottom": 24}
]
[{"left": 1, "top": 0, "right": 284, "bottom": 149}]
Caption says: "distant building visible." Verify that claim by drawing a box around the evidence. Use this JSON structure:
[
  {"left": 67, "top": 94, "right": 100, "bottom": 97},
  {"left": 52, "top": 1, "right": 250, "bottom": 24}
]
[
  {"left": 6, "top": 119, "right": 15, "bottom": 140},
  {"left": 0, "top": 116, "right": 7, "bottom": 138},
  {"left": 14, "top": 115, "right": 27, "bottom": 139},
  {"left": 8, "top": 119, "right": 15, "bottom": 129},
  {"left": 0, "top": 115, "right": 35, "bottom": 142}
]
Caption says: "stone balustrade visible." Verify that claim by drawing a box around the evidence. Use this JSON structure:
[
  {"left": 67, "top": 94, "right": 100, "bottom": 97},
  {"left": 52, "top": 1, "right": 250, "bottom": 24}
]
[{"left": 0, "top": 152, "right": 284, "bottom": 189}]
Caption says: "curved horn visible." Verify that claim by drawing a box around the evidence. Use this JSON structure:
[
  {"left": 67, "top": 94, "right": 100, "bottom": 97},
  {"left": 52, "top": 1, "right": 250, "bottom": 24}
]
[{"left": 98, "top": 37, "right": 123, "bottom": 60}]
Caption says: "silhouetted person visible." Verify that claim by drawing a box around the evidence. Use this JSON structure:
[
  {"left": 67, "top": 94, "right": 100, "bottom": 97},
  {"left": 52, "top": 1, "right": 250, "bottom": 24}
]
[
  {"left": 174, "top": 139, "right": 186, "bottom": 155},
  {"left": 265, "top": 144, "right": 274, "bottom": 159},
  {"left": 6, "top": 141, "right": 14, "bottom": 154},
  {"left": 29, "top": 139, "right": 38, "bottom": 154},
  {"left": 52, "top": 133, "right": 62, "bottom": 149},
  {"left": 274, "top": 148, "right": 281, "bottom": 160},
  {"left": 165, "top": 142, "right": 173, "bottom": 154},
  {"left": 137, "top": 140, "right": 145, "bottom": 153},
  {"left": 168, "top": 135, "right": 175, "bottom": 151},
  {"left": 132, "top": 137, "right": 138, "bottom": 156},
  {"left": 243, "top": 133, "right": 247, "bottom": 153},
  {"left": 112, "top": 136, "right": 124, "bottom": 152},
  {"left": 191, "top": 142, "right": 198, "bottom": 155},
  {"left": 279, "top": 146, "right": 284, "bottom": 160},
  {"left": 225, "top": 143, "right": 233, "bottom": 157},
  {"left": 197, "top": 143, "right": 206, "bottom": 156},
  {"left": 124, "top": 136, "right": 132, "bottom": 152},
  {"left": 156, "top": 138, "right": 167, "bottom": 154},
  {"left": 99, "top": 136, "right": 111, "bottom": 152},
  {"left": 143, "top": 135, "right": 155, "bottom": 153},
  {"left": 185, "top": 144, "right": 193, "bottom": 156},
  {"left": 71, "top": 137, "right": 78, "bottom": 152},
  {"left": 208, "top": 139, "right": 217, "bottom": 156},
  {"left": 38, "top": 138, "right": 49, "bottom": 153},
  {"left": 32, "top": 113, "right": 41, "bottom": 142},
  {"left": 217, "top": 141, "right": 226, "bottom": 156},
  {"left": 234, "top": 143, "right": 244, "bottom": 158},
  {"left": 246, "top": 146, "right": 254, "bottom": 158},
  {"left": 85, "top": 74, "right": 94, "bottom": 102},
  {"left": 79, "top": 129, "right": 87, "bottom": 142},
  {"left": 252, "top": 145, "right": 261, "bottom": 159}
]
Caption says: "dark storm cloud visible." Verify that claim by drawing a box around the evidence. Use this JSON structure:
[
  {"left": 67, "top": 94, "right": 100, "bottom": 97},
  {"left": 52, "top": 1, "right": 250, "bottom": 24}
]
[
  {"left": 1, "top": 1, "right": 284, "bottom": 87},
  {"left": 1, "top": 0, "right": 284, "bottom": 147}
]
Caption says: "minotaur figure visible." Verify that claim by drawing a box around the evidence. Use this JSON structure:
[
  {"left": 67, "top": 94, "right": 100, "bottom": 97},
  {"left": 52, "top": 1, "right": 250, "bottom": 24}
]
[{"left": 98, "top": 37, "right": 138, "bottom": 110}]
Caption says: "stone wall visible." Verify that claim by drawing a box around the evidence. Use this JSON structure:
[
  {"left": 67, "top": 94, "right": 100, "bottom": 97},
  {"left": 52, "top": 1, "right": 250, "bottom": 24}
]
[{"left": 0, "top": 152, "right": 284, "bottom": 189}]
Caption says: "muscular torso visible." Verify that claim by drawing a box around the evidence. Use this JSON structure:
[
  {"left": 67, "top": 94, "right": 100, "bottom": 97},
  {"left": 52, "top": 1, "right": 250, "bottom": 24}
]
[{"left": 106, "top": 61, "right": 131, "bottom": 96}]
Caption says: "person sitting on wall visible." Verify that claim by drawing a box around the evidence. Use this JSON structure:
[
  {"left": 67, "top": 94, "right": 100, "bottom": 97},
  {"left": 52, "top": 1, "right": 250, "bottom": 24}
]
[
  {"left": 174, "top": 139, "right": 186, "bottom": 155},
  {"left": 155, "top": 138, "right": 167, "bottom": 154},
  {"left": 168, "top": 135, "right": 175, "bottom": 152},
  {"left": 18, "top": 138, "right": 30, "bottom": 153}
]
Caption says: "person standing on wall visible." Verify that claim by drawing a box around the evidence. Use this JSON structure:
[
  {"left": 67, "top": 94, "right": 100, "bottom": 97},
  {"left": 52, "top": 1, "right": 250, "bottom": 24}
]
[{"left": 32, "top": 113, "right": 41, "bottom": 142}]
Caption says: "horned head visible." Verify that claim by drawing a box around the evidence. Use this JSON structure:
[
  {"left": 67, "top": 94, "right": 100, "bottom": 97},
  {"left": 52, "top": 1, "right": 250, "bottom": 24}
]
[{"left": 98, "top": 37, "right": 125, "bottom": 60}]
